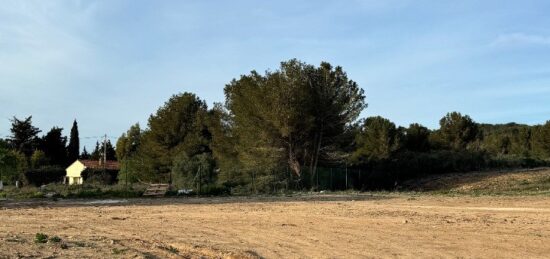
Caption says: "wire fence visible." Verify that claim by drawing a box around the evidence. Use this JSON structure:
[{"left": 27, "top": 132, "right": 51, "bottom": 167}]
[{"left": 285, "top": 167, "right": 371, "bottom": 191}]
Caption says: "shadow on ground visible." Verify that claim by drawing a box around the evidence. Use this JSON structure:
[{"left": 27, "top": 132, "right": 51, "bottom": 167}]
[{"left": 0, "top": 193, "right": 393, "bottom": 209}]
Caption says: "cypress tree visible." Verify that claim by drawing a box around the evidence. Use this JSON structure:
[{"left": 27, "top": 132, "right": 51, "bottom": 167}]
[{"left": 67, "top": 120, "right": 80, "bottom": 162}]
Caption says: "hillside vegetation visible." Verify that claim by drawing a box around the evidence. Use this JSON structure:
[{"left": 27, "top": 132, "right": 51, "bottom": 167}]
[
  {"left": 2, "top": 60, "right": 550, "bottom": 193},
  {"left": 401, "top": 167, "right": 550, "bottom": 195}
]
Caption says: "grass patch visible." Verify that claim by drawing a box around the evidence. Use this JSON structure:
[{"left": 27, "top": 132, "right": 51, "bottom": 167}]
[
  {"left": 34, "top": 233, "right": 48, "bottom": 244},
  {"left": 112, "top": 248, "right": 127, "bottom": 255},
  {"left": 71, "top": 241, "right": 87, "bottom": 247},
  {"left": 49, "top": 236, "right": 62, "bottom": 243},
  {"left": 0, "top": 184, "right": 146, "bottom": 200},
  {"left": 158, "top": 244, "right": 179, "bottom": 254}
]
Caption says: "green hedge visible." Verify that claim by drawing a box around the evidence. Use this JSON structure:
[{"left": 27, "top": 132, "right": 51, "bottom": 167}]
[{"left": 24, "top": 166, "right": 65, "bottom": 186}]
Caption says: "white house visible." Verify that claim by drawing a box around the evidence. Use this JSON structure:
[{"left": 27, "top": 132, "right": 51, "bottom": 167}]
[{"left": 65, "top": 159, "right": 120, "bottom": 185}]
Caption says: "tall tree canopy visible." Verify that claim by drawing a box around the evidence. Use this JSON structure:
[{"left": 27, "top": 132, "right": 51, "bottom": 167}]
[
  {"left": 40, "top": 127, "right": 68, "bottom": 166},
  {"left": 438, "top": 112, "right": 480, "bottom": 150},
  {"left": 137, "top": 93, "right": 212, "bottom": 182},
  {"left": 0, "top": 148, "right": 20, "bottom": 184},
  {"left": 531, "top": 121, "right": 550, "bottom": 158},
  {"left": 224, "top": 59, "right": 366, "bottom": 177},
  {"left": 404, "top": 123, "right": 430, "bottom": 152},
  {"left": 116, "top": 123, "right": 142, "bottom": 183},
  {"left": 116, "top": 123, "right": 142, "bottom": 160},
  {"left": 67, "top": 120, "right": 80, "bottom": 162},
  {"left": 351, "top": 116, "right": 401, "bottom": 162},
  {"left": 90, "top": 140, "right": 116, "bottom": 161},
  {"left": 81, "top": 146, "right": 91, "bottom": 159},
  {"left": 9, "top": 116, "right": 41, "bottom": 157}
]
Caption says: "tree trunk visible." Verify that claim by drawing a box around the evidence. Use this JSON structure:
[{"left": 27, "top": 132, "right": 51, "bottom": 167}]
[{"left": 312, "top": 129, "right": 323, "bottom": 182}]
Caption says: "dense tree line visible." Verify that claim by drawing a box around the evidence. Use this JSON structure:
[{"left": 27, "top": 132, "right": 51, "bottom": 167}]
[
  {"left": 114, "top": 59, "right": 550, "bottom": 192},
  {"left": 0, "top": 117, "right": 116, "bottom": 185},
  {"left": 2, "top": 60, "right": 549, "bottom": 190}
]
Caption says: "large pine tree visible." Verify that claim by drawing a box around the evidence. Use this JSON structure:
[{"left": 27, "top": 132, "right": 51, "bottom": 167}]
[
  {"left": 224, "top": 60, "right": 366, "bottom": 177},
  {"left": 67, "top": 120, "right": 80, "bottom": 162},
  {"left": 9, "top": 116, "right": 41, "bottom": 157}
]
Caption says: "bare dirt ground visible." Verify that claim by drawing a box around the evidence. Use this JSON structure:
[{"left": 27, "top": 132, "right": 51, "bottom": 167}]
[{"left": 1, "top": 194, "right": 550, "bottom": 259}]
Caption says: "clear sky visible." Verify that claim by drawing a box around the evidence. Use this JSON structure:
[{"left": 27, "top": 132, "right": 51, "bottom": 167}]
[{"left": 1, "top": 0, "right": 549, "bottom": 151}]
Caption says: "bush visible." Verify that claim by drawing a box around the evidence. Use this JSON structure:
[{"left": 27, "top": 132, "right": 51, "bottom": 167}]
[
  {"left": 81, "top": 169, "right": 119, "bottom": 185},
  {"left": 35, "top": 233, "right": 48, "bottom": 243},
  {"left": 49, "top": 236, "right": 62, "bottom": 243},
  {"left": 24, "top": 166, "right": 65, "bottom": 186}
]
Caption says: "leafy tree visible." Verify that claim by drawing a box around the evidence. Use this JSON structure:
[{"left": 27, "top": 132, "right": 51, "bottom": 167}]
[
  {"left": 9, "top": 116, "right": 41, "bottom": 157},
  {"left": 0, "top": 148, "right": 12, "bottom": 183},
  {"left": 171, "top": 152, "right": 215, "bottom": 190},
  {"left": 67, "top": 120, "right": 80, "bottom": 163},
  {"left": 532, "top": 121, "right": 550, "bottom": 158},
  {"left": 40, "top": 127, "right": 67, "bottom": 166},
  {"left": 207, "top": 103, "right": 238, "bottom": 168},
  {"left": 0, "top": 149, "right": 19, "bottom": 184},
  {"left": 438, "top": 112, "right": 480, "bottom": 150},
  {"left": 479, "top": 123, "right": 532, "bottom": 157},
  {"left": 30, "top": 150, "right": 48, "bottom": 169},
  {"left": 12, "top": 150, "right": 29, "bottom": 183},
  {"left": 116, "top": 123, "right": 141, "bottom": 160},
  {"left": 0, "top": 138, "right": 8, "bottom": 149},
  {"left": 116, "top": 123, "right": 142, "bottom": 183},
  {"left": 225, "top": 59, "right": 366, "bottom": 177},
  {"left": 351, "top": 116, "right": 401, "bottom": 162},
  {"left": 404, "top": 123, "right": 431, "bottom": 152},
  {"left": 137, "top": 93, "right": 212, "bottom": 182}
]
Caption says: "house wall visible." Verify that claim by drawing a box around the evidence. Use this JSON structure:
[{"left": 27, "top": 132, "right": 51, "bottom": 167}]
[{"left": 66, "top": 160, "right": 86, "bottom": 185}]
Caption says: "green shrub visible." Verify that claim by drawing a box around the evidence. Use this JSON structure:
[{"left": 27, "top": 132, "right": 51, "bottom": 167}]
[
  {"left": 24, "top": 166, "right": 65, "bottom": 186},
  {"left": 34, "top": 233, "right": 48, "bottom": 243},
  {"left": 49, "top": 236, "right": 62, "bottom": 243}
]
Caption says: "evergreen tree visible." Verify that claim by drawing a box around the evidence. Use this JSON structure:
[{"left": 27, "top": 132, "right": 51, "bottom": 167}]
[
  {"left": 40, "top": 127, "right": 67, "bottom": 166},
  {"left": 104, "top": 140, "right": 116, "bottom": 161},
  {"left": 404, "top": 123, "right": 430, "bottom": 152},
  {"left": 116, "top": 123, "right": 142, "bottom": 183},
  {"left": 438, "top": 112, "right": 480, "bottom": 150},
  {"left": 8, "top": 116, "right": 41, "bottom": 157},
  {"left": 91, "top": 141, "right": 101, "bottom": 160},
  {"left": 90, "top": 140, "right": 116, "bottom": 161},
  {"left": 116, "top": 123, "right": 141, "bottom": 160},
  {"left": 67, "top": 120, "right": 80, "bottom": 162},
  {"left": 81, "top": 146, "right": 90, "bottom": 159},
  {"left": 138, "top": 93, "right": 212, "bottom": 182},
  {"left": 225, "top": 59, "right": 366, "bottom": 177},
  {"left": 351, "top": 116, "right": 401, "bottom": 162}
]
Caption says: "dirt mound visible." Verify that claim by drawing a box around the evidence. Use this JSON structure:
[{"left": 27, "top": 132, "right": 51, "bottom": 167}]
[{"left": 401, "top": 167, "right": 550, "bottom": 194}]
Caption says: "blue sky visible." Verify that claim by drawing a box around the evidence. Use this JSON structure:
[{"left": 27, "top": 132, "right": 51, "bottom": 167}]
[{"left": 1, "top": 0, "right": 549, "bottom": 151}]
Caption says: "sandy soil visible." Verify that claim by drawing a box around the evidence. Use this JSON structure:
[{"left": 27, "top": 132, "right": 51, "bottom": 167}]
[{"left": 1, "top": 194, "right": 550, "bottom": 258}]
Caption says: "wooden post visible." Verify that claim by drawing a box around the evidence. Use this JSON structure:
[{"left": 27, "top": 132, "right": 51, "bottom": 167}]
[
  {"left": 345, "top": 164, "right": 348, "bottom": 190},
  {"left": 330, "top": 168, "right": 333, "bottom": 191}
]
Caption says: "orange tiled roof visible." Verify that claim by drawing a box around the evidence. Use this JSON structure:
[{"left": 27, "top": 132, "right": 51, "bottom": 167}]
[{"left": 79, "top": 159, "right": 120, "bottom": 170}]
